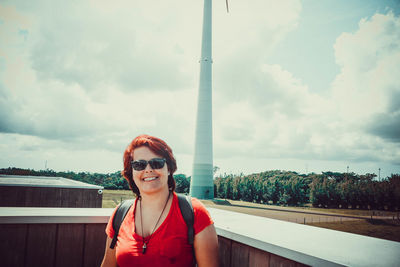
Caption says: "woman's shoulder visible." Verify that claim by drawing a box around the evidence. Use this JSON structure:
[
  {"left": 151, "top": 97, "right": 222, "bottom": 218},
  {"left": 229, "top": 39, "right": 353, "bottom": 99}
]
[
  {"left": 189, "top": 196, "right": 214, "bottom": 235},
  {"left": 190, "top": 196, "right": 208, "bottom": 211},
  {"left": 172, "top": 192, "right": 207, "bottom": 211}
]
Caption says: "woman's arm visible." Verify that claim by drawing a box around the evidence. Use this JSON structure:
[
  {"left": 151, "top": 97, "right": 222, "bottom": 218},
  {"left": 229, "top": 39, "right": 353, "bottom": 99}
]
[
  {"left": 100, "top": 236, "right": 118, "bottom": 267},
  {"left": 194, "top": 224, "right": 219, "bottom": 267}
]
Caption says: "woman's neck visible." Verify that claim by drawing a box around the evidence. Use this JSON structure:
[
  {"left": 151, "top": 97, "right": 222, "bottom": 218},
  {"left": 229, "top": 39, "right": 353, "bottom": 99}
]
[{"left": 139, "top": 188, "right": 171, "bottom": 209}]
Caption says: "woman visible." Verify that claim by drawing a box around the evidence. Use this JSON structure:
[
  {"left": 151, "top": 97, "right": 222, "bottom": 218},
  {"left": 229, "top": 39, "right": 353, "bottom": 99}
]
[{"left": 101, "top": 134, "right": 219, "bottom": 267}]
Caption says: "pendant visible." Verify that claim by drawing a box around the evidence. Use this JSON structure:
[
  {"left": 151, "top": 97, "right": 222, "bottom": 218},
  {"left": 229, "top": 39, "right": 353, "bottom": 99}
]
[{"left": 142, "top": 243, "right": 147, "bottom": 254}]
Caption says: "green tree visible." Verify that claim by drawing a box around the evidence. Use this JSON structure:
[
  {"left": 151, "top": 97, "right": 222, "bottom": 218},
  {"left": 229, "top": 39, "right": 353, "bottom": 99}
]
[{"left": 174, "top": 174, "right": 190, "bottom": 194}]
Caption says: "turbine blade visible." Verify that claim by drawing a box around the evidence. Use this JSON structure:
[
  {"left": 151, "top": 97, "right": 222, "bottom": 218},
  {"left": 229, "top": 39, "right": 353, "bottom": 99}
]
[{"left": 226, "top": 0, "right": 229, "bottom": 13}]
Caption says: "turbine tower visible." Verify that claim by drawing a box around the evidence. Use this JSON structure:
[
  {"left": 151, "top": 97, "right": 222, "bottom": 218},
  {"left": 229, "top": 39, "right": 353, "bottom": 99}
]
[{"left": 190, "top": 0, "right": 214, "bottom": 199}]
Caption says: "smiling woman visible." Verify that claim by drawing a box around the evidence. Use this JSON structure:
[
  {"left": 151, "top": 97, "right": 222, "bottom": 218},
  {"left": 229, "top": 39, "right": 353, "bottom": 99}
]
[{"left": 101, "top": 134, "right": 218, "bottom": 267}]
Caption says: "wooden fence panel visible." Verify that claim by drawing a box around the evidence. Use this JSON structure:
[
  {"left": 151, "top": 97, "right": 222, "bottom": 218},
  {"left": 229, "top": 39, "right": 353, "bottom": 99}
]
[
  {"left": 0, "top": 221, "right": 311, "bottom": 267},
  {"left": 231, "top": 240, "right": 250, "bottom": 267},
  {"left": 25, "top": 224, "right": 57, "bottom": 267},
  {"left": 0, "top": 224, "right": 27, "bottom": 267},
  {"left": 218, "top": 236, "right": 232, "bottom": 267},
  {"left": 249, "top": 246, "right": 271, "bottom": 267},
  {"left": 56, "top": 224, "right": 85, "bottom": 267},
  {"left": 83, "top": 223, "right": 108, "bottom": 267},
  {"left": 24, "top": 187, "right": 37, "bottom": 207},
  {"left": 61, "top": 188, "right": 84, "bottom": 207}
]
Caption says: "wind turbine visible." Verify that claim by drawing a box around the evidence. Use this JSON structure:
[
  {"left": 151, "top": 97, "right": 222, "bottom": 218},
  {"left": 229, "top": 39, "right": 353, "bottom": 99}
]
[{"left": 190, "top": 0, "right": 228, "bottom": 199}]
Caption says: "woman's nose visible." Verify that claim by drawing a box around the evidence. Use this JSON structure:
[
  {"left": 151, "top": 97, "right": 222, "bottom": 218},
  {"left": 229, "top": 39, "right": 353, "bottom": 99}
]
[{"left": 144, "top": 163, "right": 153, "bottom": 172}]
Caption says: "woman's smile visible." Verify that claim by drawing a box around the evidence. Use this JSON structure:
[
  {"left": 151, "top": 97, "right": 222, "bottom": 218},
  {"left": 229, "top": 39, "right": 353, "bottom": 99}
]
[{"left": 142, "top": 176, "right": 158, "bottom": 182}]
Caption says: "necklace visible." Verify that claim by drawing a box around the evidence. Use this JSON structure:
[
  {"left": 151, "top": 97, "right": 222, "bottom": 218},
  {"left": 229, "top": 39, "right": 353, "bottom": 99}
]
[{"left": 139, "top": 191, "right": 171, "bottom": 254}]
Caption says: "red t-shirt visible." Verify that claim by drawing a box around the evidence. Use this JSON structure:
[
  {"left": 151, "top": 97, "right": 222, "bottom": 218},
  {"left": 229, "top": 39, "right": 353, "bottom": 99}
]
[{"left": 105, "top": 192, "right": 213, "bottom": 267}]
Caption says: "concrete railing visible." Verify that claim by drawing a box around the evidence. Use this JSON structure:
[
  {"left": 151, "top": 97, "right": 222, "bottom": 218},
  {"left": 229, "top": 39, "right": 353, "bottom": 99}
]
[{"left": 1, "top": 207, "right": 399, "bottom": 267}]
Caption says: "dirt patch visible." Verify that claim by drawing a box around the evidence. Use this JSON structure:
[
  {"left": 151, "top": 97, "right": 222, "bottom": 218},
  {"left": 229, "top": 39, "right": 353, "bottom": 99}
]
[
  {"left": 203, "top": 199, "right": 400, "bottom": 242},
  {"left": 308, "top": 219, "right": 400, "bottom": 242}
]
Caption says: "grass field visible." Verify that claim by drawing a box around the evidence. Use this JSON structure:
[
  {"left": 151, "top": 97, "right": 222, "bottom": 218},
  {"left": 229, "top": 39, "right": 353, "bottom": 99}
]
[
  {"left": 102, "top": 189, "right": 134, "bottom": 208},
  {"left": 102, "top": 190, "right": 400, "bottom": 242}
]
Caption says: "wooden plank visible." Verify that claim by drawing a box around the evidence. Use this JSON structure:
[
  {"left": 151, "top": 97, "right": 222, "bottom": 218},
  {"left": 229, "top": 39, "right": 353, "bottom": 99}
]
[
  {"left": 24, "top": 187, "right": 38, "bottom": 207},
  {"left": 0, "top": 186, "right": 18, "bottom": 206},
  {"left": 96, "top": 190, "right": 103, "bottom": 208},
  {"left": 249, "top": 246, "right": 271, "bottom": 267},
  {"left": 83, "top": 223, "right": 108, "bottom": 267},
  {"left": 231, "top": 240, "right": 250, "bottom": 267},
  {"left": 61, "top": 188, "right": 84, "bottom": 207},
  {"left": 0, "top": 224, "right": 27, "bottom": 267},
  {"left": 56, "top": 224, "right": 85, "bottom": 267},
  {"left": 82, "top": 189, "right": 101, "bottom": 208},
  {"left": 270, "top": 254, "right": 309, "bottom": 267},
  {"left": 16, "top": 187, "right": 28, "bottom": 206},
  {"left": 82, "top": 189, "right": 91, "bottom": 207},
  {"left": 26, "top": 224, "right": 57, "bottom": 267},
  {"left": 218, "top": 236, "right": 232, "bottom": 267},
  {"left": 93, "top": 189, "right": 103, "bottom": 208},
  {"left": 53, "top": 188, "right": 63, "bottom": 207},
  {"left": 40, "top": 187, "right": 61, "bottom": 207}
]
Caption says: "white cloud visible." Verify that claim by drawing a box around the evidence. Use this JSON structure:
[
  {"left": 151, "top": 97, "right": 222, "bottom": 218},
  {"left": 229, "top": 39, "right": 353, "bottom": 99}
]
[
  {"left": 0, "top": 1, "right": 399, "bottom": 176},
  {"left": 26, "top": 1, "right": 196, "bottom": 92},
  {"left": 213, "top": 11, "right": 400, "bottom": 169},
  {"left": 333, "top": 12, "right": 400, "bottom": 121}
]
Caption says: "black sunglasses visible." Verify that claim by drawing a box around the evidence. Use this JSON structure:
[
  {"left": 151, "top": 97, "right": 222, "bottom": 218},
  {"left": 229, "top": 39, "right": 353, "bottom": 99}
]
[{"left": 131, "top": 158, "right": 166, "bottom": 171}]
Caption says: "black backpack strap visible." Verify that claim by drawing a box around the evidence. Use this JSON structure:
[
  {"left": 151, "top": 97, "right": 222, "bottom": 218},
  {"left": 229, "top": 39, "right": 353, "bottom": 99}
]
[
  {"left": 177, "top": 194, "right": 194, "bottom": 245},
  {"left": 110, "top": 199, "right": 135, "bottom": 249}
]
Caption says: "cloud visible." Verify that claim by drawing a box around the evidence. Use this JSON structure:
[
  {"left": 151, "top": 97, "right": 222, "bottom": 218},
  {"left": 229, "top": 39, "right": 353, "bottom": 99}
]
[
  {"left": 367, "top": 112, "right": 400, "bottom": 142},
  {"left": 332, "top": 12, "right": 400, "bottom": 119},
  {"left": 0, "top": 1, "right": 200, "bottom": 145},
  {"left": 26, "top": 1, "right": 194, "bottom": 92},
  {"left": 212, "top": 10, "right": 400, "bottom": 167},
  {"left": 1, "top": 1, "right": 399, "bottom": 175},
  {"left": 332, "top": 11, "right": 400, "bottom": 147}
]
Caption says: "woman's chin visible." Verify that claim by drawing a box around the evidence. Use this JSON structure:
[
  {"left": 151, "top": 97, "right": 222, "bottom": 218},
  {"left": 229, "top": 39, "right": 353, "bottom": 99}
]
[{"left": 140, "top": 183, "right": 167, "bottom": 195}]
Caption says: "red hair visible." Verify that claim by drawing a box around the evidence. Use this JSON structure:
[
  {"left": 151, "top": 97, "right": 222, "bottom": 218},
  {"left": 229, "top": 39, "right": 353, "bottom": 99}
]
[{"left": 122, "top": 134, "right": 177, "bottom": 196}]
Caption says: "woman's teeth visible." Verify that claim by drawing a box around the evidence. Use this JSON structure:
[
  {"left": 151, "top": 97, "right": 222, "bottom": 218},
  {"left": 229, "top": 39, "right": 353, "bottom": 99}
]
[{"left": 143, "top": 177, "right": 157, "bottom": 181}]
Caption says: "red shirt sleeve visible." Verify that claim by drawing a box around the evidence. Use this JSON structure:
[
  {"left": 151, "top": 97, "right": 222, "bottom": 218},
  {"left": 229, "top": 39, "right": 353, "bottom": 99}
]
[{"left": 191, "top": 197, "right": 214, "bottom": 235}]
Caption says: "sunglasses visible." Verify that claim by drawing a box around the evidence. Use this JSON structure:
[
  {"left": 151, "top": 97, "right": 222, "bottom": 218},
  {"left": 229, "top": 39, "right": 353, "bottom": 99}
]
[{"left": 131, "top": 158, "right": 166, "bottom": 171}]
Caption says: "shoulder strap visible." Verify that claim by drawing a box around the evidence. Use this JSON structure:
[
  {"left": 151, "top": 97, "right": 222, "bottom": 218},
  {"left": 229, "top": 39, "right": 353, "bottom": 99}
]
[
  {"left": 110, "top": 199, "right": 135, "bottom": 249},
  {"left": 177, "top": 193, "right": 194, "bottom": 245}
]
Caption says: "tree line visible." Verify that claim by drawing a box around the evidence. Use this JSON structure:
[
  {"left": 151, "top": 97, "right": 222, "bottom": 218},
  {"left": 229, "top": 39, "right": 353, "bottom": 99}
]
[
  {"left": 0, "top": 167, "right": 129, "bottom": 190},
  {"left": 0, "top": 167, "right": 191, "bottom": 192},
  {"left": 1, "top": 167, "right": 399, "bottom": 210},
  {"left": 214, "top": 171, "right": 400, "bottom": 210}
]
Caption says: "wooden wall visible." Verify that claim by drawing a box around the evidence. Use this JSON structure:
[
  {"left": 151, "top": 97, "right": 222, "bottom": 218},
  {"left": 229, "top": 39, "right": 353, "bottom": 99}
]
[
  {"left": 1, "top": 222, "right": 309, "bottom": 267},
  {"left": 0, "top": 186, "right": 102, "bottom": 208},
  {"left": 218, "top": 236, "right": 309, "bottom": 267},
  {"left": 0, "top": 223, "right": 107, "bottom": 267}
]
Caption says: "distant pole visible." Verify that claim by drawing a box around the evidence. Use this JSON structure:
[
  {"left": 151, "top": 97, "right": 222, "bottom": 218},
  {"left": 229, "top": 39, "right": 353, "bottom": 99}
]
[
  {"left": 378, "top": 168, "right": 381, "bottom": 180},
  {"left": 347, "top": 166, "right": 349, "bottom": 174},
  {"left": 190, "top": 0, "right": 214, "bottom": 199},
  {"left": 45, "top": 160, "right": 47, "bottom": 170}
]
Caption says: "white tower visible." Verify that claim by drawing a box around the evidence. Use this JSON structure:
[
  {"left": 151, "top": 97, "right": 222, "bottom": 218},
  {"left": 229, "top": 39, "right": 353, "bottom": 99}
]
[{"left": 190, "top": 0, "right": 214, "bottom": 199}]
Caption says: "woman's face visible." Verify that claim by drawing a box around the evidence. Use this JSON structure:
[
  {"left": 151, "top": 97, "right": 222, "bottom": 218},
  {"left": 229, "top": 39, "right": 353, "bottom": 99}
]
[{"left": 132, "top": 146, "right": 169, "bottom": 196}]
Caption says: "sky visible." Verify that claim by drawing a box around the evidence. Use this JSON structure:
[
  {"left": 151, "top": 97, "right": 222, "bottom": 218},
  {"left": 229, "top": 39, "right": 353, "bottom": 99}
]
[{"left": 1, "top": 0, "right": 399, "bottom": 179}]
